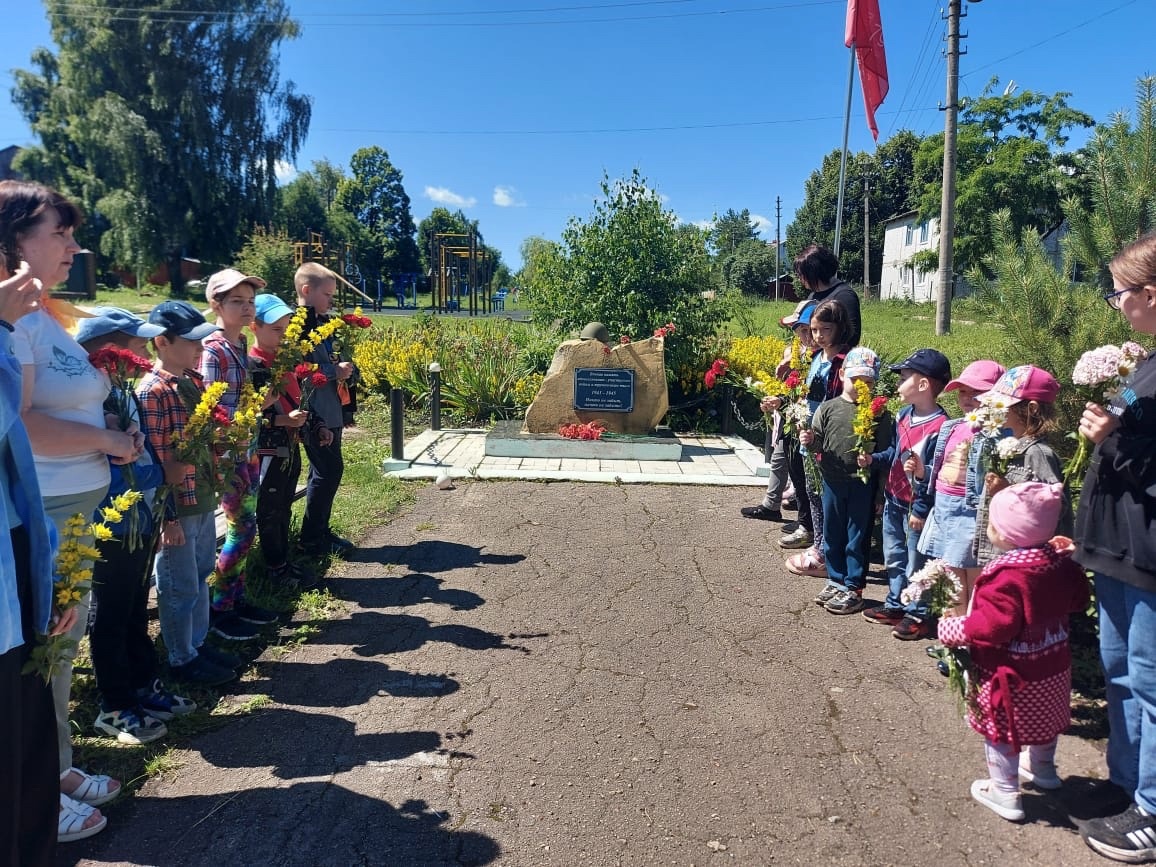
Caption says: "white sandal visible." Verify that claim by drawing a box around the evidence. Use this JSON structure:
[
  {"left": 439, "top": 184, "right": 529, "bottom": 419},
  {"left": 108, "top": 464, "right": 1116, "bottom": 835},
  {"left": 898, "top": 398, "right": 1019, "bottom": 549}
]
[
  {"left": 61, "top": 767, "right": 121, "bottom": 806},
  {"left": 58, "top": 793, "right": 107, "bottom": 843}
]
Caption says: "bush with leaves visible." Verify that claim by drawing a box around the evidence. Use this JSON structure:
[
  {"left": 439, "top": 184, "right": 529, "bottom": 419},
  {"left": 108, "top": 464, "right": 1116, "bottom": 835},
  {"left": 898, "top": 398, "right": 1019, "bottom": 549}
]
[
  {"left": 523, "top": 170, "right": 727, "bottom": 382},
  {"left": 234, "top": 226, "right": 298, "bottom": 299}
]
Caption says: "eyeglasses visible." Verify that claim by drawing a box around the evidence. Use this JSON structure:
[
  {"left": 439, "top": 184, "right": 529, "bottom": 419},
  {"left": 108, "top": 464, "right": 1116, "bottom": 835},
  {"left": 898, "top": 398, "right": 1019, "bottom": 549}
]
[{"left": 1103, "top": 286, "right": 1142, "bottom": 309}]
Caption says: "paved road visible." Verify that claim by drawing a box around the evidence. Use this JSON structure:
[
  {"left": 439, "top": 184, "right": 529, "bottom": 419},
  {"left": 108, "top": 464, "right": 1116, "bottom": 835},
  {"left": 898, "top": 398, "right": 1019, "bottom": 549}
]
[{"left": 66, "top": 482, "right": 1113, "bottom": 866}]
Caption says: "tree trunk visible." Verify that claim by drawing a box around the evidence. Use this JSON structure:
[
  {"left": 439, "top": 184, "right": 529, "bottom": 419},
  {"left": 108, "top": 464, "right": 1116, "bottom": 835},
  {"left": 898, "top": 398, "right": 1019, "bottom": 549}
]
[{"left": 167, "top": 249, "right": 186, "bottom": 298}]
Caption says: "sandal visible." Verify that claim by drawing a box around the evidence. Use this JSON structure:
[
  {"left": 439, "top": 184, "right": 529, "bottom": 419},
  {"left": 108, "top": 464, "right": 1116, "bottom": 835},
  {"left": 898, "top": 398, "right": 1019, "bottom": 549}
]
[
  {"left": 58, "top": 794, "right": 107, "bottom": 843},
  {"left": 786, "top": 549, "right": 828, "bottom": 578},
  {"left": 61, "top": 767, "right": 121, "bottom": 806}
]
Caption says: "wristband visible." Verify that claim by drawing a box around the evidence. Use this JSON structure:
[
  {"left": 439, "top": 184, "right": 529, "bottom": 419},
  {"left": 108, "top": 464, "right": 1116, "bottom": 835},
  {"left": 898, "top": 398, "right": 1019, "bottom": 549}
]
[{"left": 0, "top": 320, "right": 14, "bottom": 332}]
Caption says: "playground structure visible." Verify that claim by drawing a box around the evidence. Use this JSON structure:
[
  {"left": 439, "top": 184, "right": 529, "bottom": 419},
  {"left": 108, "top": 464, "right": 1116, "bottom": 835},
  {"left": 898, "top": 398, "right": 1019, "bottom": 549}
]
[
  {"left": 293, "top": 231, "right": 380, "bottom": 310},
  {"left": 430, "top": 228, "right": 496, "bottom": 316}
]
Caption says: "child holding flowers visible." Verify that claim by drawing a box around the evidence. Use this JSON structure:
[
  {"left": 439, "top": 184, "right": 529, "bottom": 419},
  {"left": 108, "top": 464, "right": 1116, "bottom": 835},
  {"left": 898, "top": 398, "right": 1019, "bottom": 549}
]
[
  {"left": 295, "top": 262, "right": 356, "bottom": 558},
  {"left": 249, "top": 294, "right": 325, "bottom": 590},
  {"left": 801, "top": 346, "right": 893, "bottom": 614},
  {"left": 782, "top": 299, "right": 854, "bottom": 578},
  {"left": 969, "top": 366, "right": 1071, "bottom": 571},
  {"left": 915, "top": 360, "right": 1006, "bottom": 618},
  {"left": 740, "top": 302, "right": 815, "bottom": 525},
  {"left": 75, "top": 309, "right": 196, "bottom": 745},
  {"left": 138, "top": 301, "right": 237, "bottom": 687},
  {"left": 858, "top": 349, "right": 951, "bottom": 640},
  {"left": 937, "top": 481, "right": 1089, "bottom": 823},
  {"left": 199, "top": 268, "right": 278, "bottom": 641}
]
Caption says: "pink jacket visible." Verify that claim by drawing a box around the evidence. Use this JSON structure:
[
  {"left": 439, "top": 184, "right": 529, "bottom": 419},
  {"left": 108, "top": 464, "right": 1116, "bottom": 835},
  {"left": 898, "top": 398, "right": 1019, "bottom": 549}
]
[{"left": 938, "top": 541, "right": 1090, "bottom": 746}]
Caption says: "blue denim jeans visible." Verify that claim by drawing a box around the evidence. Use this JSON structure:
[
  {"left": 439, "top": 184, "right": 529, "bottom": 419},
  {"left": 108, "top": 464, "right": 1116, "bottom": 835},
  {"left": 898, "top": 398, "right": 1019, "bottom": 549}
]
[
  {"left": 821, "top": 477, "right": 874, "bottom": 592},
  {"left": 1096, "top": 572, "right": 1156, "bottom": 812},
  {"left": 154, "top": 511, "right": 216, "bottom": 667},
  {"left": 882, "top": 496, "right": 928, "bottom": 614}
]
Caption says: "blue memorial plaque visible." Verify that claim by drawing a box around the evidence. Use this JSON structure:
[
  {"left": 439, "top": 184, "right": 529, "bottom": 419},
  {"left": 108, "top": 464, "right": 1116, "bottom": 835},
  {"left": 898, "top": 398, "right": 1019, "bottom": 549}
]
[{"left": 574, "top": 368, "right": 635, "bottom": 412}]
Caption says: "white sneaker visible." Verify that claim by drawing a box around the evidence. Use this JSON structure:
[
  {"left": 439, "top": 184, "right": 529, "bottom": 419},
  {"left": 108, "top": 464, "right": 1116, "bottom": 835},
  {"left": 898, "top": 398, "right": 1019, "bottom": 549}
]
[
  {"left": 1018, "top": 753, "right": 1062, "bottom": 790},
  {"left": 971, "top": 778, "right": 1025, "bottom": 822},
  {"left": 94, "top": 707, "right": 168, "bottom": 745},
  {"left": 778, "top": 527, "right": 813, "bottom": 549}
]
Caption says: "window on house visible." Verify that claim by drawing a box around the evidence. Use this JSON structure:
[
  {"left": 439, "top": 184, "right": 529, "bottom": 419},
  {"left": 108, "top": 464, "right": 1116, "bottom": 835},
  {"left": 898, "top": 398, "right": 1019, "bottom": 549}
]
[
  {"left": 905, "top": 224, "right": 914, "bottom": 245},
  {"left": 920, "top": 221, "right": 929, "bottom": 243}
]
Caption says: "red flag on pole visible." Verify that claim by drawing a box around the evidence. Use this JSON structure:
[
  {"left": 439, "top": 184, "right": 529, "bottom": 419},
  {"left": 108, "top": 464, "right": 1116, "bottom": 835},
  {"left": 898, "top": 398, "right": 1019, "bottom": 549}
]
[{"left": 845, "top": 0, "right": 889, "bottom": 140}]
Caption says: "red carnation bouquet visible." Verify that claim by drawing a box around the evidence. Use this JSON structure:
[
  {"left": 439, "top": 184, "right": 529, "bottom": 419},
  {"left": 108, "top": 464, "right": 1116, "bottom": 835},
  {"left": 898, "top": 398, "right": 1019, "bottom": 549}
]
[{"left": 89, "top": 346, "right": 154, "bottom": 492}]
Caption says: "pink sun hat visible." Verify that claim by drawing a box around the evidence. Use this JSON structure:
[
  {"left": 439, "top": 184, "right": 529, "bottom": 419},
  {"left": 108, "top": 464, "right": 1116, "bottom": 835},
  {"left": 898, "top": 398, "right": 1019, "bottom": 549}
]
[{"left": 944, "top": 359, "right": 1006, "bottom": 393}]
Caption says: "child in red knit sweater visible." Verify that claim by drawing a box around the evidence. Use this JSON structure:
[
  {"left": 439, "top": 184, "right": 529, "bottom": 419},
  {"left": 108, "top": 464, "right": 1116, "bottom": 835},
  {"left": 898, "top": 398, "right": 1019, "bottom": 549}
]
[{"left": 938, "top": 481, "right": 1090, "bottom": 822}]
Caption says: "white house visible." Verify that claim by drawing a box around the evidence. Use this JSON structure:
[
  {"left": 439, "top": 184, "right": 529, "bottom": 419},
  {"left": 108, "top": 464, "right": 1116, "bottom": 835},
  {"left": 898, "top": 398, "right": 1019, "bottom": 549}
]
[
  {"left": 879, "top": 210, "right": 948, "bottom": 302},
  {"left": 879, "top": 210, "right": 1067, "bottom": 302}
]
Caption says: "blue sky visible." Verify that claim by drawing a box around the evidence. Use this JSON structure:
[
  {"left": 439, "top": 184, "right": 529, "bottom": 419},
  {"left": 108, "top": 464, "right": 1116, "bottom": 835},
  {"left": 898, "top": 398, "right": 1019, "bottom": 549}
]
[{"left": 2, "top": 1, "right": 1152, "bottom": 270}]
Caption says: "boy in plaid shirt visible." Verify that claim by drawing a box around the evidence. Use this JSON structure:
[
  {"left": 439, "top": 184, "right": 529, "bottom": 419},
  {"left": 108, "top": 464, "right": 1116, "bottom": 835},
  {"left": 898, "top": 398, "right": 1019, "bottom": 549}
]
[{"left": 136, "top": 301, "right": 236, "bottom": 687}]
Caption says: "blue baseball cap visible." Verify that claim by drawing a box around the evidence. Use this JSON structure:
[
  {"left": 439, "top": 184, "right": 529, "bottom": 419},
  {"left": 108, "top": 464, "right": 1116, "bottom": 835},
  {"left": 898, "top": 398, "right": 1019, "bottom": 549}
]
[
  {"left": 74, "top": 306, "right": 165, "bottom": 345},
  {"left": 253, "top": 293, "right": 295, "bottom": 324},
  {"left": 780, "top": 301, "right": 816, "bottom": 330},
  {"left": 148, "top": 300, "right": 220, "bottom": 341}
]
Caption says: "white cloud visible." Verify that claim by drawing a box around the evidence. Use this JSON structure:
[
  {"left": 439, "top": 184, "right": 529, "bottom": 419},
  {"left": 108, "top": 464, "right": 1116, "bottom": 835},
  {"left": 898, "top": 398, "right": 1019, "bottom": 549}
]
[
  {"left": 274, "top": 160, "right": 298, "bottom": 184},
  {"left": 688, "top": 219, "right": 713, "bottom": 231},
  {"left": 750, "top": 213, "right": 774, "bottom": 237},
  {"left": 493, "top": 185, "right": 525, "bottom": 207},
  {"left": 424, "top": 186, "right": 477, "bottom": 208}
]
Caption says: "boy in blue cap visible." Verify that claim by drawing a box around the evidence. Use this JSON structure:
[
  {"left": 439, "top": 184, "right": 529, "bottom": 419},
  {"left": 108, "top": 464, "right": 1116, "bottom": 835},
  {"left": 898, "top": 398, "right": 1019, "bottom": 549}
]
[
  {"left": 860, "top": 348, "right": 951, "bottom": 639},
  {"left": 137, "top": 301, "right": 237, "bottom": 687},
  {"left": 249, "top": 294, "right": 321, "bottom": 589},
  {"left": 76, "top": 307, "right": 199, "bottom": 742}
]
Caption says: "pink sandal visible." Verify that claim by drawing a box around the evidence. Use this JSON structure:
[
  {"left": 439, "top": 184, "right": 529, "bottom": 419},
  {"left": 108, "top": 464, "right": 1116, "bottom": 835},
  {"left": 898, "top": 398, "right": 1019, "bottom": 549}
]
[{"left": 786, "top": 549, "right": 828, "bottom": 578}]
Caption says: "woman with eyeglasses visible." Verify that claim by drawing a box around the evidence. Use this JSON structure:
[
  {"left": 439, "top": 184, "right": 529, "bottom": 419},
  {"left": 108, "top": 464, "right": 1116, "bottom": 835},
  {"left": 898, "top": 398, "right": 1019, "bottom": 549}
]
[{"left": 1075, "top": 232, "right": 1156, "bottom": 863}]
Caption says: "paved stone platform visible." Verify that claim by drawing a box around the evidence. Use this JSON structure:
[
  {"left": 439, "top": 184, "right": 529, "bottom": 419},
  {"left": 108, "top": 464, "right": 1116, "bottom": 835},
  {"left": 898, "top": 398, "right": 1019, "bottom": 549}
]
[{"left": 386, "top": 428, "right": 770, "bottom": 486}]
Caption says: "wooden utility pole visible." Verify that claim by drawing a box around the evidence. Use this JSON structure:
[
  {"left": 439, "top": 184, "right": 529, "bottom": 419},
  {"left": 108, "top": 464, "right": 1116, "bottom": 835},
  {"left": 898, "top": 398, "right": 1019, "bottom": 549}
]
[
  {"left": 935, "top": 0, "right": 967, "bottom": 335},
  {"left": 863, "top": 177, "right": 871, "bottom": 297},
  {"left": 775, "top": 196, "right": 782, "bottom": 301}
]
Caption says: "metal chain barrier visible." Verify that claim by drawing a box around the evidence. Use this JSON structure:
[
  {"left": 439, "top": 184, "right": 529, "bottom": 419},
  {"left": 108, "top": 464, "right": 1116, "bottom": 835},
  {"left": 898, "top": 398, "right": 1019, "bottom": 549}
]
[{"left": 729, "top": 398, "right": 770, "bottom": 432}]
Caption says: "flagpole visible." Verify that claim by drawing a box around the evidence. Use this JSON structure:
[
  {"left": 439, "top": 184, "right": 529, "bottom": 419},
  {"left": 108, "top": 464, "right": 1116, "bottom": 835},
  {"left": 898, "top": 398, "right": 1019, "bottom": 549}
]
[{"left": 833, "top": 44, "right": 856, "bottom": 257}]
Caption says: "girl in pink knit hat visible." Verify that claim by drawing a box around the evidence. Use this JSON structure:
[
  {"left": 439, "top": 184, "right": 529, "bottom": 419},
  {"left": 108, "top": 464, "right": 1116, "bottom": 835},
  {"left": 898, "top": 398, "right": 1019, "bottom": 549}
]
[{"left": 938, "top": 481, "right": 1090, "bottom": 823}]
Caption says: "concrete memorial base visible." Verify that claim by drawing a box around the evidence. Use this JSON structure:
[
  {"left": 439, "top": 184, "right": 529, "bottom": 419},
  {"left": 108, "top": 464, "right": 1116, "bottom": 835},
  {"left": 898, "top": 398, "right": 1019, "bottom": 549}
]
[{"left": 485, "top": 420, "right": 682, "bottom": 461}]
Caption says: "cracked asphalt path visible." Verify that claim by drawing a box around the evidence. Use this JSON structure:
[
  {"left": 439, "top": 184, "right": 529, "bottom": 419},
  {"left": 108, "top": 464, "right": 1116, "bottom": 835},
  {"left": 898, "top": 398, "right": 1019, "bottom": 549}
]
[{"left": 66, "top": 481, "right": 1111, "bottom": 866}]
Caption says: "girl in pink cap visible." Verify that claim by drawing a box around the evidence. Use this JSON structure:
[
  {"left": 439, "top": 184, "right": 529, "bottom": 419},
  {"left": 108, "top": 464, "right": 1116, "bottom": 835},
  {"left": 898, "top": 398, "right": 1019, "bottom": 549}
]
[
  {"left": 938, "top": 481, "right": 1089, "bottom": 823},
  {"left": 914, "top": 359, "right": 1005, "bottom": 616},
  {"left": 969, "top": 364, "right": 1072, "bottom": 570}
]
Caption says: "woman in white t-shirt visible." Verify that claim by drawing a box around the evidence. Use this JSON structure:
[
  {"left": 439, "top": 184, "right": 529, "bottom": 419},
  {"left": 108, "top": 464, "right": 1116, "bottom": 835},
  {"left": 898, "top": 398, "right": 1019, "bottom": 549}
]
[{"left": 8, "top": 182, "right": 138, "bottom": 842}]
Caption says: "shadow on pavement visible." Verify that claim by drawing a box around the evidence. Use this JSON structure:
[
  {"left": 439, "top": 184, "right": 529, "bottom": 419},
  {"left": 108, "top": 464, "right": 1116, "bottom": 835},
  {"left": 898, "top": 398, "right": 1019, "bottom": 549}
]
[
  {"left": 310, "top": 611, "right": 540, "bottom": 657},
  {"left": 242, "top": 657, "right": 459, "bottom": 707},
  {"left": 354, "top": 540, "right": 525, "bottom": 573},
  {"left": 192, "top": 707, "right": 444, "bottom": 779},
  {"left": 338, "top": 571, "right": 486, "bottom": 611},
  {"left": 61, "top": 784, "right": 500, "bottom": 867}
]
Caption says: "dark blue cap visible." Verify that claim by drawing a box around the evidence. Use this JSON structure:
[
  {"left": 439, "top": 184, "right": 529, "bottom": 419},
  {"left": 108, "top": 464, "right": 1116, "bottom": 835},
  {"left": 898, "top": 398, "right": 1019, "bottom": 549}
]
[
  {"left": 889, "top": 348, "right": 951, "bottom": 383},
  {"left": 148, "top": 300, "right": 220, "bottom": 341}
]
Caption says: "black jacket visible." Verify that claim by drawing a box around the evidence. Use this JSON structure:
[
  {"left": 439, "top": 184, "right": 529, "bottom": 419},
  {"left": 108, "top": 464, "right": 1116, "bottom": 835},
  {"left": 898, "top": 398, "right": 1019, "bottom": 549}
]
[
  {"left": 1074, "top": 354, "right": 1156, "bottom": 590},
  {"left": 808, "top": 279, "right": 862, "bottom": 346}
]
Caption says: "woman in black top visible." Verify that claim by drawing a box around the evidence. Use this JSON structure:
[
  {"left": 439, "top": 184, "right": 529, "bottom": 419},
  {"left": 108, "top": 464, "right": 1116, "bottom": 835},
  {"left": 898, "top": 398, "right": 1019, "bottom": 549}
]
[{"left": 1075, "top": 232, "right": 1156, "bottom": 863}]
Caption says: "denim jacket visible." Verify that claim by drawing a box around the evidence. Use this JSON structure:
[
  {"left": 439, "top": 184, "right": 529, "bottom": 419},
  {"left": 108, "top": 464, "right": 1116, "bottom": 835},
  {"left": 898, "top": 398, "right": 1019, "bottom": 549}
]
[
  {"left": 926, "top": 417, "right": 988, "bottom": 512},
  {"left": 0, "top": 330, "right": 59, "bottom": 655}
]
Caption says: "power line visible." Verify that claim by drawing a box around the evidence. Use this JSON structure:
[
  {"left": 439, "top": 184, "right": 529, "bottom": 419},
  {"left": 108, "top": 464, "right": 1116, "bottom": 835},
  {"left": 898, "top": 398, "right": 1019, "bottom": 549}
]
[
  {"left": 43, "top": 0, "right": 842, "bottom": 28},
  {"left": 961, "top": 0, "right": 1142, "bottom": 79},
  {"left": 48, "top": 0, "right": 701, "bottom": 17},
  {"left": 885, "top": 1, "right": 941, "bottom": 137}
]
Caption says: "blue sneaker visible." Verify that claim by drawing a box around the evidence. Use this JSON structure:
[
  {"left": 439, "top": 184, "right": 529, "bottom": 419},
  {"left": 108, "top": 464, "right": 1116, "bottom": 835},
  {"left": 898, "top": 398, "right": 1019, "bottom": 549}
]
[{"left": 137, "top": 678, "right": 197, "bottom": 721}]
